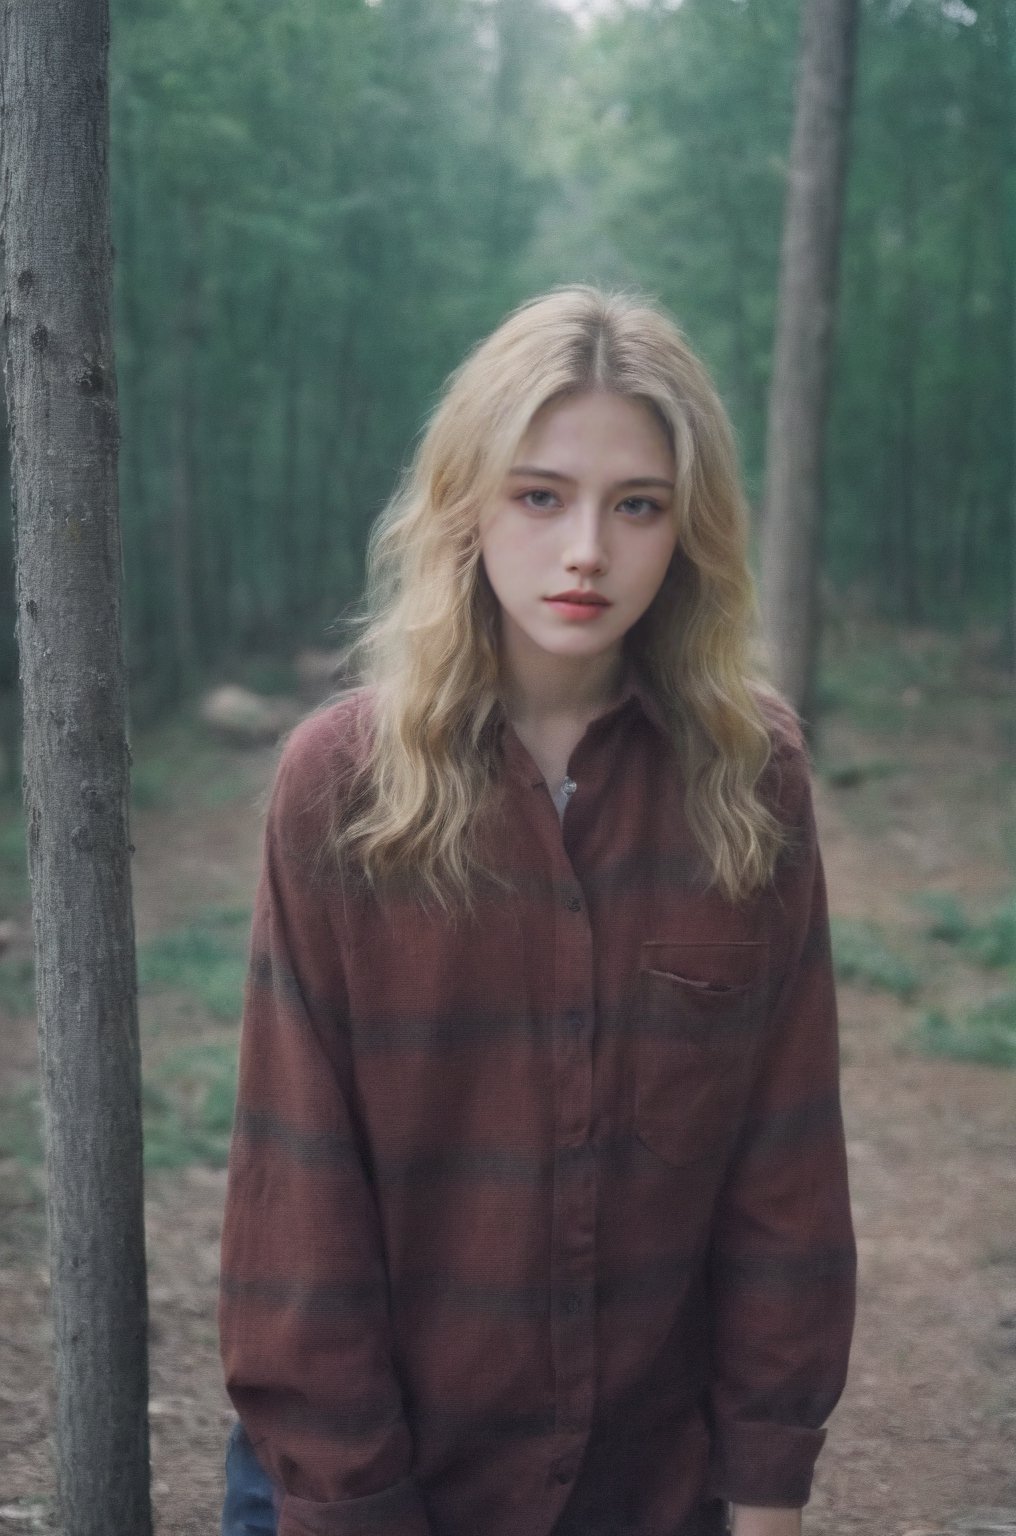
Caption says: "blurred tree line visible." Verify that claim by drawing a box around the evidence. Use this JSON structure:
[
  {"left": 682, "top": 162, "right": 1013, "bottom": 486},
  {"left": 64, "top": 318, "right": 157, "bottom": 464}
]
[{"left": 1, "top": 0, "right": 1013, "bottom": 750}]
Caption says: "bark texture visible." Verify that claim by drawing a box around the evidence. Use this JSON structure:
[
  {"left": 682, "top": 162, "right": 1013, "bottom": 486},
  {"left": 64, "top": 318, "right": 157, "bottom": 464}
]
[
  {"left": 1, "top": 2, "right": 153, "bottom": 1532},
  {"left": 759, "top": 0, "right": 861, "bottom": 716}
]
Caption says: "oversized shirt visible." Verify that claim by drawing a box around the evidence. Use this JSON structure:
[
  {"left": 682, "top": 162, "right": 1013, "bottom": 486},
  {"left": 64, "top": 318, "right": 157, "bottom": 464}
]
[{"left": 218, "top": 673, "right": 856, "bottom": 1536}]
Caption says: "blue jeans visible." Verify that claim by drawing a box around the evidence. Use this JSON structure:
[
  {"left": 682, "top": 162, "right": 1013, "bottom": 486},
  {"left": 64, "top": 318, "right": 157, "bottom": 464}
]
[{"left": 221, "top": 1419, "right": 279, "bottom": 1535}]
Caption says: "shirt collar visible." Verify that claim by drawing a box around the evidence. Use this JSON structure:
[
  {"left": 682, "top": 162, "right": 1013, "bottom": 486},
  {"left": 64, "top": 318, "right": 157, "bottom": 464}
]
[
  {"left": 497, "top": 657, "right": 672, "bottom": 788},
  {"left": 612, "top": 658, "right": 671, "bottom": 739}
]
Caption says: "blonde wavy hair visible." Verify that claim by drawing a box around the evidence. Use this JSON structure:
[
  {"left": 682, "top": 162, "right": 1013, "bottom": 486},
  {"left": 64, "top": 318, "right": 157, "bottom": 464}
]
[{"left": 324, "top": 284, "right": 793, "bottom": 915}]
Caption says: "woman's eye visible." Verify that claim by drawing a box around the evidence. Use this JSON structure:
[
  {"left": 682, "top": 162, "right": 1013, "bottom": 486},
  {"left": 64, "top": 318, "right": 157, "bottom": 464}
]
[
  {"left": 619, "top": 497, "right": 662, "bottom": 518},
  {"left": 520, "top": 489, "right": 559, "bottom": 511}
]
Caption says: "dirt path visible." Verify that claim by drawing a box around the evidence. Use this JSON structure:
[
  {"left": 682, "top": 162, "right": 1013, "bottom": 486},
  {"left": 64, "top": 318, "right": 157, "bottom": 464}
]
[{"left": 1, "top": 694, "right": 1014, "bottom": 1534}]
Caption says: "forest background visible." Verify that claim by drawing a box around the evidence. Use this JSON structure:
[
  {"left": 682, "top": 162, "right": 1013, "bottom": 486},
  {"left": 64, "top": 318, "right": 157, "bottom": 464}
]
[
  {"left": 1, "top": 0, "right": 1015, "bottom": 1530},
  {"left": 1, "top": 0, "right": 1014, "bottom": 749}
]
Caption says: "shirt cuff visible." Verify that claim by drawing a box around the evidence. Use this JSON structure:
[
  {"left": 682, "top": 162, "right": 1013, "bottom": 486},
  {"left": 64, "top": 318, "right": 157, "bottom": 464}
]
[
  {"left": 706, "top": 1420, "right": 826, "bottom": 1508},
  {"left": 279, "top": 1476, "right": 433, "bottom": 1536}
]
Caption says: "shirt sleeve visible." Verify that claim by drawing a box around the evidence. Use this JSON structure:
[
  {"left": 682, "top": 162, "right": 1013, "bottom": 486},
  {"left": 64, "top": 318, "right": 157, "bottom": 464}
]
[
  {"left": 704, "top": 746, "right": 857, "bottom": 1509},
  {"left": 218, "top": 715, "right": 433, "bottom": 1536}
]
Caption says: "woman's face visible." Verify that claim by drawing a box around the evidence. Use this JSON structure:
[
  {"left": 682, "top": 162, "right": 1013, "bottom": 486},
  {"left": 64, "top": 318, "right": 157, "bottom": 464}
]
[{"left": 480, "top": 390, "right": 679, "bottom": 674}]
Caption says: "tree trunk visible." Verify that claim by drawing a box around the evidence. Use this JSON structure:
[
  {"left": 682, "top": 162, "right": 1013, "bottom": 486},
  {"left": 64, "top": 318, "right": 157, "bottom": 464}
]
[
  {"left": 0, "top": 3, "right": 153, "bottom": 1533},
  {"left": 0, "top": 376, "right": 21, "bottom": 796},
  {"left": 894, "top": 160, "right": 923, "bottom": 626},
  {"left": 759, "top": 0, "right": 861, "bottom": 719},
  {"left": 1002, "top": 0, "right": 1016, "bottom": 675},
  {"left": 169, "top": 197, "right": 201, "bottom": 693},
  {"left": 115, "top": 90, "right": 153, "bottom": 680}
]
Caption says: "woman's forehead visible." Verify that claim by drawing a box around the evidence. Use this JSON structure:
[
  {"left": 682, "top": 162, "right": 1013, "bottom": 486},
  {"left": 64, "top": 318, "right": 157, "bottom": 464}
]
[{"left": 513, "top": 390, "right": 674, "bottom": 478}]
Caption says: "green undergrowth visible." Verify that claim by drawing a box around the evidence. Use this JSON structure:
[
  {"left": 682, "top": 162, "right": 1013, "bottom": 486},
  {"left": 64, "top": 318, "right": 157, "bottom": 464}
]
[
  {"left": 0, "top": 1081, "right": 43, "bottom": 1164},
  {"left": 816, "top": 621, "right": 1009, "bottom": 738},
  {"left": 830, "top": 918, "right": 920, "bottom": 1000},
  {"left": 137, "top": 903, "right": 248, "bottom": 1166},
  {"left": 918, "top": 891, "right": 1016, "bottom": 969},
  {"left": 0, "top": 702, "right": 260, "bottom": 1025},
  {"left": 0, "top": 1038, "right": 240, "bottom": 1184},
  {"left": 0, "top": 810, "right": 30, "bottom": 917},
  {"left": 141, "top": 1040, "right": 239, "bottom": 1169},
  {"left": 130, "top": 709, "right": 262, "bottom": 812},
  {"left": 138, "top": 904, "right": 251, "bottom": 1021},
  {"left": 0, "top": 902, "right": 251, "bottom": 1025},
  {"left": 0, "top": 950, "right": 36, "bottom": 1018},
  {"left": 829, "top": 888, "right": 1016, "bottom": 1067},
  {"left": 0, "top": 902, "right": 250, "bottom": 1194},
  {"left": 816, "top": 624, "right": 1014, "bottom": 1067},
  {"left": 913, "top": 996, "right": 1016, "bottom": 1068},
  {"left": 818, "top": 758, "right": 898, "bottom": 791},
  {"left": 906, "top": 890, "right": 1016, "bottom": 1066}
]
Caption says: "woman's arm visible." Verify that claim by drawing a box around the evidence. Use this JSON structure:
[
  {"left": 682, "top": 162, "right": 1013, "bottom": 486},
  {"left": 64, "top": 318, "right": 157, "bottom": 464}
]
[
  {"left": 219, "top": 715, "right": 433, "bottom": 1536},
  {"left": 704, "top": 746, "right": 856, "bottom": 1511}
]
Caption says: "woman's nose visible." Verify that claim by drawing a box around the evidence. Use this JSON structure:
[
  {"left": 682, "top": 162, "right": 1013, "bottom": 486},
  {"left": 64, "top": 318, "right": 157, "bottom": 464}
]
[{"left": 563, "top": 509, "right": 608, "bottom": 574}]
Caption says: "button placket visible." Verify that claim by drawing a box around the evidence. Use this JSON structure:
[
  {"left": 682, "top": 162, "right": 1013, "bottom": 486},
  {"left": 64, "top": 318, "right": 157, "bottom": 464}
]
[{"left": 541, "top": 790, "right": 597, "bottom": 1440}]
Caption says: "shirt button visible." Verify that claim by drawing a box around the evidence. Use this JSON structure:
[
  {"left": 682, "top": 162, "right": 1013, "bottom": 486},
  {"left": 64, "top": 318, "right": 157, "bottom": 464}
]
[
  {"left": 565, "top": 895, "right": 582, "bottom": 913},
  {"left": 566, "top": 1009, "right": 583, "bottom": 1031},
  {"left": 562, "top": 1290, "right": 581, "bottom": 1316},
  {"left": 561, "top": 777, "right": 577, "bottom": 797}
]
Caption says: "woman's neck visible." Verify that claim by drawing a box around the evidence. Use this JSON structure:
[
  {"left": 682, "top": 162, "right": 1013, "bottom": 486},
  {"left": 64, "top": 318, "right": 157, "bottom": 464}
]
[{"left": 500, "top": 645, "right": 626, "bottom": 729}]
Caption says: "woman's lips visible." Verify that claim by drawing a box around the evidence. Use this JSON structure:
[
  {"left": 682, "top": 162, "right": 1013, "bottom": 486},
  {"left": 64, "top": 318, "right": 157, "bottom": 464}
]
[{"left": 543, "top": 597, "right": 611, "bottom": 621}]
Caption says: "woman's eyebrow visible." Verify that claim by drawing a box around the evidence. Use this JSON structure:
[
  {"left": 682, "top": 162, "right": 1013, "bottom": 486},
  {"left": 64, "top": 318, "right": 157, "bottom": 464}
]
[{"left": 508, "top": 465, "right": 675, "bottom": 491}]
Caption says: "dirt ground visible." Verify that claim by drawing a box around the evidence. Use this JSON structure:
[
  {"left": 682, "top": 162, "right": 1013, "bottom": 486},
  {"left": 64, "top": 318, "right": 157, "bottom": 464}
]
[{"left": 1, "top": 668, "right": 1014, "bottom": 1535}]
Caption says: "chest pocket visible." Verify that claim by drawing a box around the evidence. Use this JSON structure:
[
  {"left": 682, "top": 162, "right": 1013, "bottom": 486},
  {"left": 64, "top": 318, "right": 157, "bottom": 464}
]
[{"left": 634, "top": 940, "right": 768, "bottom": 1167}]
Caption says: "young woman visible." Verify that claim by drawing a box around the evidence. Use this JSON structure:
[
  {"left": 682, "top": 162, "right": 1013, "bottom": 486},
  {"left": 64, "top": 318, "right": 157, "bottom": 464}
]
[{"left": 218, "top": 285, "right": 856, "bottom": 1536}]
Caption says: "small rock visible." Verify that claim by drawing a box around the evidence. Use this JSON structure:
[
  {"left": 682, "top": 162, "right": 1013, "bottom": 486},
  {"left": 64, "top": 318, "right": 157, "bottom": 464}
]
[{"left": 198, "top": 686, "right": 300, "bottom": 747}]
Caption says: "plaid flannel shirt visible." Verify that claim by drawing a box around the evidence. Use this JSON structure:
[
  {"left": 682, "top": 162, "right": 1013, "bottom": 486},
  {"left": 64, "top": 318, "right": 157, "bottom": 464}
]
[{"left": 219, "top": 673, "right": 855, "bottom": 1536}]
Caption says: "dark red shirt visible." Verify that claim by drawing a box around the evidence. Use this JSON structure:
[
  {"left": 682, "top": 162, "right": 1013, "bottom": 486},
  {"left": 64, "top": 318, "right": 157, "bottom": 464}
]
[{"left": 219, "top": 674, "right": 855, "bottom": 1536}]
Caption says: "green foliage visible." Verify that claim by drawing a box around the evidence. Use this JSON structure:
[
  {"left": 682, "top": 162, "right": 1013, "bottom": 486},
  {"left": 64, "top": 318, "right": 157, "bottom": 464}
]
[
  {"left": 963, "top": 899, "right": 1016, "bottom": 970},
  {"left": 819, "top": 759, "right": 898, "bottom": 790},
  {"left": 912, "top": 996, "right": 1016, "bottom": 1069},
  {"left": 0, "top": 1084, "right": 46, "bottom": 1249},
  {"left": 129, "top": 712, "right": 261, "bottom": 812},
  {"left": 2, "top": 0, "right": 1009, "bottom": 711},
  {"left": 232, "top": 655, "right": 300, "bottom": 697},
  {"left": 830, "top": 917, "right": 920, "bottom": 1000},
  {"left": 138, "top": 905, "right": 251, "bottom": 1021},
  {"left": 0, "top": 1041, "right": 240, "bottom": 1176},
  {"left": 910, "top": 884, "right": 1016, "bottom": 1067},
  {"left": 0, "top": 952, "right": 36, "bottom": 1018},
  {"left": 542, "top": 0, "right": 1015, "bottom": 626},
  {"left": 818, "top": 623, "right": 971, "bottom": 730},
  {"left": 0, "top": 907, "right": 238, "bottom": 1193},
  {"left": 130, "top": 755, "right": 175, "bottom": 811},
  {"left": 105, "top": 0, "right": 558, "bottom": 704},
  {"left": 0, "top": 810, "right": 26, "bottom": 866},
  {"left": 542, "top": 0, "right": 798, "bottom": 501},
  {"left": 827, "top": 0, "right": 1015, "bottom": 627},
  {"left": 919, "top": 891, "right": 1016, "bottom": 969},
  {"left": 0, "top": 1082, "right": 43, "bottom": 1165},
  {"left": 918, "top": 892, "right": 969, "bottom": 944},
  {"left": 142, "top": 1041, "right": 239, "bottom": 1169},
  {"left": 0, "top": 808, "right": 29, "bottom": 916}
]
